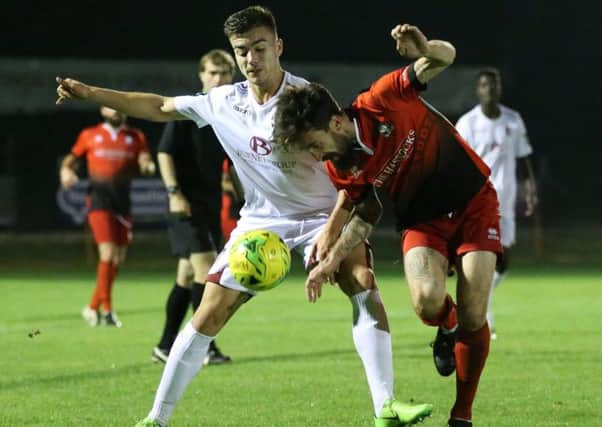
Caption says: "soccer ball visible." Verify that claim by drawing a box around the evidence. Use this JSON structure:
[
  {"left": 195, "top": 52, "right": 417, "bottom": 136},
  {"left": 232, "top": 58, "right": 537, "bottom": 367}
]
[{"left": 228, "top": 230, "right": 291, "bottom": 291}]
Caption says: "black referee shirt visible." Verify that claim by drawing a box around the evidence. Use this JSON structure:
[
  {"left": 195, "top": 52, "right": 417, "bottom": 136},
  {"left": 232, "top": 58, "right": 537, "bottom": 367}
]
[{"left": 158, "top": 120, "right": 226, "bottom": 204}]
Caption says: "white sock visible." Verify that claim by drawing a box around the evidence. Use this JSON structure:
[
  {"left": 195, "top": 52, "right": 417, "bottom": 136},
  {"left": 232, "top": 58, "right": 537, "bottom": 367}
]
[
  {"left": 350, "top": 289, "right": 394, "bottom": 416},
  {"left": 148, "top": 321, "right": 214, "bottom": 425},
  {"left": 487, "top": 272, "right": 506, "bottom": 328},
  {"left": 492, "top": 271, "right": 505, "bottom": 289}
]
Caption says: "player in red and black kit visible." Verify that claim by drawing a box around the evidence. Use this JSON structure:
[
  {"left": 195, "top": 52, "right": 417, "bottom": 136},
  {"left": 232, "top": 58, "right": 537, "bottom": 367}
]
[
  {"left": 274, "top": 24, "right": 501, "bottom": 427},
  {"left": 60, "top": 106, "right": 155, "bottom": 327}
]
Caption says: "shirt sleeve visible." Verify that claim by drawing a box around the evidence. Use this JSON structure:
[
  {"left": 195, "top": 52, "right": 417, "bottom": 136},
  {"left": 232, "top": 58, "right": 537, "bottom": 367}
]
[
  {"left": 514, "top": 113, "right": 533, "bottom": 158},
  {"left": 157, "top": 121, "right": 177, "bottom": 154},
  {"left": 368, "top": 64, "right": 427, "bottom": 110},
  {"left": 325, "top": 161, "right": 371, "bottom": 202},
  {"left": 71, "top": 129, "right": 89, "bottom": 157},
  {"left": 173, "top": 93, "right": 215, "bottom": 128}
]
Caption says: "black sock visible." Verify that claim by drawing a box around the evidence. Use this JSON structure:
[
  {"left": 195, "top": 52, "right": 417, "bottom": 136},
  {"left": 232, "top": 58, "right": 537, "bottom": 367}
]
[
  {"left": 190, "top": 281, "right": 206, "bottom": 312},
  {"left": 157, "top": 283, "right": 191, "bottom": 351}
]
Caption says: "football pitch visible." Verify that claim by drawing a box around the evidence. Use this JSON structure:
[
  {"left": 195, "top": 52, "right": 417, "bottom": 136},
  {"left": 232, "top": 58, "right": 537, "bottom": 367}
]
[{"left": 1, "top": 232, "right": 600, "bottom": 426}]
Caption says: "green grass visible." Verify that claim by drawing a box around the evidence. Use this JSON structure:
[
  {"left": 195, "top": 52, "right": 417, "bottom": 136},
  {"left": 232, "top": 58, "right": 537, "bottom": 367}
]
[
  {"left": 1, "top": 266, "right": 601, "bottom": 426},
  {"left": 1, "top": 229, "right": 601, "bottom": 426}
]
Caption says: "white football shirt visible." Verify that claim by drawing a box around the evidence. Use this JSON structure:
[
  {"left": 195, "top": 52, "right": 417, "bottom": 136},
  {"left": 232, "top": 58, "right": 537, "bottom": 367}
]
[
  {"left": 456, "top": 104, "right": 532, "bottom": 218},
  {"left": 174, "top": 72, "right": 338, "bottom": 220}
]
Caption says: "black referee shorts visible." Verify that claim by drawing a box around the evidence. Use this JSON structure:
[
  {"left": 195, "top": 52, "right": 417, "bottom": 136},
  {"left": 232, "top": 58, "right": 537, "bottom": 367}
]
[{"left": 167, "top": 203, "right": 222, "bottom": 258}]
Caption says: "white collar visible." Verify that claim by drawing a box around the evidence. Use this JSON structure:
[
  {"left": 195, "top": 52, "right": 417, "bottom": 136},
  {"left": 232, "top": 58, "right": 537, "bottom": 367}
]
[{"left": 352, "top": 118, "right": 373, "bottom": 155}]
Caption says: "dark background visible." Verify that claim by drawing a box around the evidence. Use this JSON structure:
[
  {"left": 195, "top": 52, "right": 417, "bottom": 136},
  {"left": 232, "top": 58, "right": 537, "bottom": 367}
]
[{"left": 1, "top": 0, "right": 600, "bottom": 229}]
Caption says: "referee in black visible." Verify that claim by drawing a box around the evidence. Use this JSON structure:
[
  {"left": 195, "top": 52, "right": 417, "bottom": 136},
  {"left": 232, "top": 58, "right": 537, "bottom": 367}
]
[{"left": 152, "top": 49, "right": 236, "bottom": 365}]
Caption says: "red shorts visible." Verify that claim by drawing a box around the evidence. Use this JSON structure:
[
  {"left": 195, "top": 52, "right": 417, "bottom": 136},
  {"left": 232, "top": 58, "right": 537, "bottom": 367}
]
[
  {"left": 402, "top": 181, "right": 503, "bottom": 260},
  {"left": 88, "top": 210, "right": 132, "bottom": 246}
]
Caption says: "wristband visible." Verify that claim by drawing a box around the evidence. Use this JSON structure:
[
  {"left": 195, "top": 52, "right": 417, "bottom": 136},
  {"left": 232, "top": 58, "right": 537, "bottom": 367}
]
[{"left": 166, "top": 185, "right": 180, "bottom": 194}]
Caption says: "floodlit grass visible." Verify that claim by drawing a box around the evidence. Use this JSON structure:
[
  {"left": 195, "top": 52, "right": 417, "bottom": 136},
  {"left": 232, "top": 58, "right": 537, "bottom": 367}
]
[{"left": 2, "top": 257, "right": 601, "bottom": 426}]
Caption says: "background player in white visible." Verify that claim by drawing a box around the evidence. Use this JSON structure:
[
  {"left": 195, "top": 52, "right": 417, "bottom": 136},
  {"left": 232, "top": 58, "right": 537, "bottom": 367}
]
[
  {"left": 56, "top": 6, "right": 431, "bottom": 427},
  {"left": 455, "top": 68, "right": 538, "bottom": 339}
]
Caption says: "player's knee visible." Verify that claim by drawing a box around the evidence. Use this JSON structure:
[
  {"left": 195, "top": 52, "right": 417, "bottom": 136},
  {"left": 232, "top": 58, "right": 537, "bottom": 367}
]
[
  {"left": 411, "top": 282, "right": 447, "bottom": 320},
  {"left": 457, "top": 305, "right": 487, "bottom": 331},
  {"left": 337, "top": 265, "right": 375, "bottom": 296},
  {"left": 191, "top": 307, "right": 227, "bottom": 335}
]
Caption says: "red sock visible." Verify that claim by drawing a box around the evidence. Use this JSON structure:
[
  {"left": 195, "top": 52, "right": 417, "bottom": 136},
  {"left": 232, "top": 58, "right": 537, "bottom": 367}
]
[
  {"left": 421, "top": 294, "right": 458, "bottom": 330},
  {"left": 101, "top": 263, "right": 118, "bottom": 312},
  {"left": 89, "top": 260, "right": 112, "bottom": 311},
  {"left": 451, "top": 323, "right": 491, "bottom": 421}
]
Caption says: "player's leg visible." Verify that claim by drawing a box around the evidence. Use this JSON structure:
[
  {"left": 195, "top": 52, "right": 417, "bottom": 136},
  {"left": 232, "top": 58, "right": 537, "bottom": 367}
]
[
  {"left": 153, "top": 258, "right": 194, "bottom": 363},
  {"left": 487, "top": 248, "right": 508, "bottom": 339},
  {"left": 144, "top": 282, "right": 250, "bottom": 426},
  {"left": 141, "top": 220, "right": 255, "bottom": 426},
  {"left": 336, "top": 244, "right": 432, "bottom": 425},
  {"left": 487, "top": 214, "right": 514, "bottom": 339},
  {"left": 448, "top": 181, "right": 501, "bottom": 425},
  {"left": 100, "top": 244, "right": 127, "bottom": 327},
  {"left": 336, "top": 244, "right": 393, "bottom": 414},
  {"left": 189, "top": 251, "right": 232, "bottom": 365},
  {"left": 403, "top": 239, "right": 458, "bottom": 377},
  {"left": 82, "top": 210, "right": 117, "bottom": 326},
  {"left": 189, "top": 251, "right": 218, "bottom": 310},
  {"left": 98, "top": 215, "right": 130, "bottom": 327},
  {"left": 449, "top": 250, "right": 496, "bottom": 424},
  {"left": 154, "top": 215, "right": 197, "bottom": 360}
]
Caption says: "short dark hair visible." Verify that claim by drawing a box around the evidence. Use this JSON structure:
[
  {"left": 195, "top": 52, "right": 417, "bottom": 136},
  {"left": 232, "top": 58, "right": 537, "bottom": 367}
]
[
  {"left": 223, "top": 5, "right": 278, "bottom": 38},
  {"left": 199, "top": 49, "right": 236, "bottom": 76},
  {"left": 273, "top": 83, "right": 341, "bottom": 149},
  {"left": 477, "top": 67, "right": 501, "bottom": 83}
]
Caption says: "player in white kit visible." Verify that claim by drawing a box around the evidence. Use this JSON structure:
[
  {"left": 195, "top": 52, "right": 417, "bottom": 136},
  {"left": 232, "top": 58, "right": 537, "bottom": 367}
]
[
  {"left": 56, "top": 6, "right": 432, "bottom": 427},
  {"left": 455, "top": 68, "right": 538, "bottom": 339}
]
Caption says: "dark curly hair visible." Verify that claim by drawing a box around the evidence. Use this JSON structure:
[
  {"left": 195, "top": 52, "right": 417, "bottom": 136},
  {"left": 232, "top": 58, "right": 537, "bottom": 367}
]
[
  {"left": 224, "top": 5, "right": 278, "bottom": 38},
  {"left": 273, "top": 83, "right": 341, "bottom": 149}
]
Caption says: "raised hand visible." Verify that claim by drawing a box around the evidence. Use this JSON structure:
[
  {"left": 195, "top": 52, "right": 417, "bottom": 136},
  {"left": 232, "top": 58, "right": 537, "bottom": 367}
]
[
  {"left": 305, "top": 258, "right": 338, "bottom": 303},
  {"left": 56, "top": 76, "right": 91, "bottom": 105},
  {"left": 390, "top": 24, "right": 429, "bottom": 59}
]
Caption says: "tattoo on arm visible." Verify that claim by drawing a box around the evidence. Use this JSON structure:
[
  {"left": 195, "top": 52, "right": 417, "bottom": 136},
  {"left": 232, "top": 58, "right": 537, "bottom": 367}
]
[{"left": 325, "top": 214, "right": 373, "bottom": 266}]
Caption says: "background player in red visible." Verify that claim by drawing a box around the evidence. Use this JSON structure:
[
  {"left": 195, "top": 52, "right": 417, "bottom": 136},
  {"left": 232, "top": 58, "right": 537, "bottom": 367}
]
[
  {"left": 220, "top": 158, "right": 244, "bottom": 241},
  {"left": 60, "top": 106, "right": 155, "bottom": 327},
  {"left": 274, "top": 24, "right": 501, "bottom": 427}
]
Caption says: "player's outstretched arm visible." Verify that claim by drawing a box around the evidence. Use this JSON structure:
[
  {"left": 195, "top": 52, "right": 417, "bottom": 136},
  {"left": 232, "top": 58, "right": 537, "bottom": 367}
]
[
  {"left": 55, "top": 77, "right": 184, "bottom": 122},
  {"left": 391, "top": 24, "right": 455, "bottom": 84}
]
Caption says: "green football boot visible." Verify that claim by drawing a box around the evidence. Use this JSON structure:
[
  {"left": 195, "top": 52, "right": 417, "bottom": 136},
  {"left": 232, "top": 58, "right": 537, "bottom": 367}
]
[
  {"left": 374, "top": 399, "right": 433, "bottom": 427},
  {"left": 134, "top": 417, "right": 162, "bottom": 427}
]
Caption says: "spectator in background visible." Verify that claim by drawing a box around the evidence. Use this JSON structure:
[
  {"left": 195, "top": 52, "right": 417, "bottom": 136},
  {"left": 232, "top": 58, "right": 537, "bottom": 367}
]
[
  {"left": 60, "top": 106, "right": 155, "bottom": 327},
  {"left": 152, "top": 49, "right": 236, "bottom": 366},
  {"left": 455, "top": 68, "right": 538, "bottom": 340}
]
